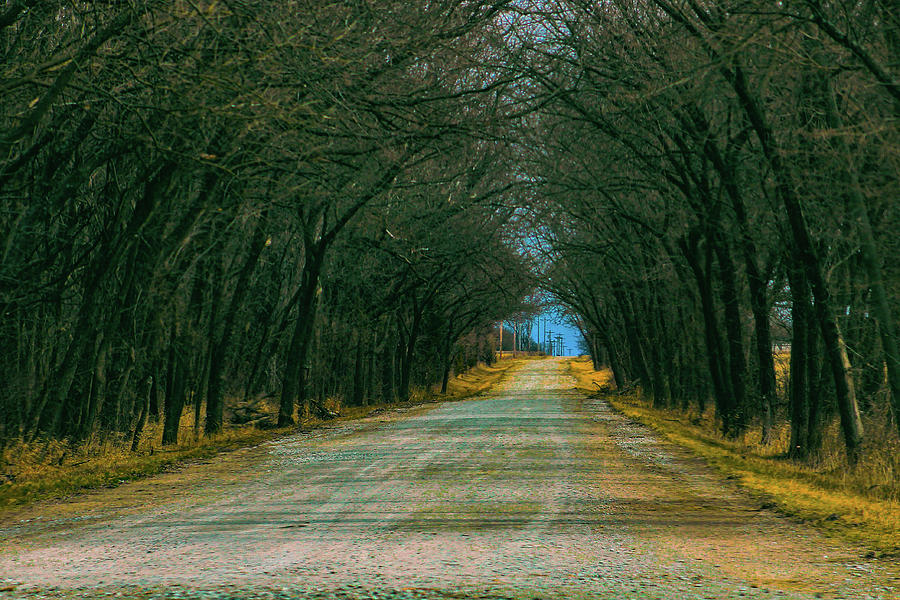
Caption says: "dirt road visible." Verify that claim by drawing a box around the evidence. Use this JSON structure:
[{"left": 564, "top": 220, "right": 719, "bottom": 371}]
[{"left": 0, "top": 359, "right": 896, "bottom": 599}]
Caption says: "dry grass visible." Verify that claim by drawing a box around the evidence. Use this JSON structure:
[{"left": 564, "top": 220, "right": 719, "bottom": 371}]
[
  {"left": 316, "top": 355, "right": 528, "bottom": 422},
  {"left": 0, "top": 417, "right": 284, "bottom": 511},
  {"left": 443, "top": 355, "right": 531, "bottom": 398},
  {"left": 567, "top": 356, "right": 900, "bottom": 556},
  {"left": 0, "top": 357, "right": 525, "bottom": 513}
]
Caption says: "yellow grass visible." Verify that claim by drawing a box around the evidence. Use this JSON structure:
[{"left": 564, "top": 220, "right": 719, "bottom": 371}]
[
  {"left": 443, "top": 354, "right": 531, "bottom": 398},
  {"left": 0, "top": 357, "right": 524, "bottom": 513},
  {"left": 567, "top": 357, "right": 900, "bottom": 556},
  {"left": 0, "top": 420, "right": 283, "bottom": 511}
]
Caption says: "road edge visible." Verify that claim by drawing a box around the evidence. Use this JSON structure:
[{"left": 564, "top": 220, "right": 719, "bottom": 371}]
[
  {"left": 0, "top": 357, "right": 528, "bottom": 517},
  {"left": 564, "top": 357, "right": 900, "bottom": 558}
]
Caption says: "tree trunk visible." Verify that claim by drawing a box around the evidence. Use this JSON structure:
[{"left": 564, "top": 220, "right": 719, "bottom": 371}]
[
  {"left": 23, "top": 161, "right": 174, "bottom": 440},
  {"left": 700, "top": 123, "right": 777, "bottom": 442},
  {"left": 202, "top": 248, "right": 225, "bottom": 434},
  {"left": 607, "top": 344, "right": 626, "bottom": 391},
  {"left": 648, "top": 286, "right": 674, "bottom": 407},
  {"left": 824, "top": 85, "right": 900, "bottom": 436},
  {"left": 278, "top": 245, "right": 324, "bottom": 426},
  {"left": 398, "top": 303, "right": 422, "bottom": 403},
  {"left": 594, "top": 326, "right": 625, "bottom": 390},
  {"left": 205, "top": 209, "right": 268, "bottom": 435},
  {"left": 680, "top": 236, "right": 732, "bottom": 429},
  {"left": 728, "top": 64, "right": 865, "bottom": 463},
  {"left": 806, "top": 319, "right": 826, "bottom": 460},
  {"left": 130, "top": 374, "right": 152, "bottom": 453},
  {"left": 381, "top": 320, "right": 395, "bottom": 405},
  {"left": 613, "top": 289, "right": 651, "bottom": 389},
  {"left": 162, "top": 328, "right": 187, "bottom": 446},
  {"left": 713, "top": 233, "right": 747, "bottom": 436},
  {"left": 788, "top": 263, "right": 811, "bottom": 460},
  {"left": 440, "top": 330, "right": 453, "bottom": 394},
  {"left": 352, "top": 330, "right": 365, "bottom": 406},
  {"left": 365, "top": 331, "right": 376, "bottom": 405},
  {"left": 81, "top": 331, "right": 110, "bottom": 439}
]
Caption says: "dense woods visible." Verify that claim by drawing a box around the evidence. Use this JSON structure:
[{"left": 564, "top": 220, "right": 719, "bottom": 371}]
[
  {"left": 1, "top": 0, "right": 533, "bottom": 449},
  {"left": 2, "top": 0, "right": 898, "bottom": 478},
  {"left": 514, "top": 1, "right": 898, "bottom": 467}
]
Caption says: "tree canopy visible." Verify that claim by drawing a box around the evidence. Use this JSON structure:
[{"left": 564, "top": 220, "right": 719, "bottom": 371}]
[{"left": 2, "top": 1, "right": 897, "bottom": 470}]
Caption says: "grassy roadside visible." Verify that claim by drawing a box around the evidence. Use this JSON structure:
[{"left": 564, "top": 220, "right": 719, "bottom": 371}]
[
  {"left": 441, "top": 354, "right": 531, "bottom": 399},
  {"left": 0, "top": 356, "right": 526, "bottom": 513},
  {"left": 0, "top": 428, "right": 282, "bottom": 514},
  {"left": 566, "top": 357, "right": 900, "bottom": 556}
]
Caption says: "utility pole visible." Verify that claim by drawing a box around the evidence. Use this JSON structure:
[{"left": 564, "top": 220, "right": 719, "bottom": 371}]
[{"left": 498, "top": 320, "right": 503, "bottom": 360}]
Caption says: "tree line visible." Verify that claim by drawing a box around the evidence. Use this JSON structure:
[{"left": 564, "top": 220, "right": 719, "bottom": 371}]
[
  {"left": 510, "top": 0, "right": 898, "bottom": 464},
  {"left": 4, "top": 0, "right": 897, "bottom": 468},
  {"left": 0, "top": 0, "right": 533, "bottom": 449}
]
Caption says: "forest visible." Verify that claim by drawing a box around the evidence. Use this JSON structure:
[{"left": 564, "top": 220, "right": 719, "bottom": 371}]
[
  {"left": 1, "top": 0, "right": 898, "bottom": 477},
  {"left": 520, "top": 0, "right": 899, "bottom": 471},
  {"left": 1, "top": 0, "right": 535, "bottom": 451}
]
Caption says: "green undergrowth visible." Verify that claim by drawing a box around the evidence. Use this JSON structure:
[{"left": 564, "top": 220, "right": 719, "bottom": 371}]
[
  {"left": 567, "top": 357, "right": 900, "bottom": 556},
  {"left": 0, "top": 357, "right": 525, "bottom": 513}
]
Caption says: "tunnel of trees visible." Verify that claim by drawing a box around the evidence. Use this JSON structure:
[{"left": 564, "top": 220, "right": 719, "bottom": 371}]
[
  {"left": 0, "top": 0, "right": 534, "bottom": 449},
  {"left": 1, "top": 1, "right": 898, "bottom": 469},
  {"left": 515, "top": 0, "right": 899, "bottom": 466}
]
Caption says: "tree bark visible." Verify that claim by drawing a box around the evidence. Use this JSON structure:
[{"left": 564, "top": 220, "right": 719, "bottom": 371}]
[
  {"left": 695, "top": 110, "right": 776, "bottom": 442},
  {"left": 352, "top": 330, "right": 365, "bottom": 406},
  {"left": 788, "top": 263, "right": 811, "bottom": 460},
  {"left": 365, "top": 331, "right": 376, "bottom": 405},
  {"left": 650, "top": 0, "right": 866, "bottom": 462},
  {"left": 679, "top": 235, "right": 732, "bottom": 430},
  {"left": 381, "top": 318, "right": 396, "bottom": 405},
  {"left": 162, "top": 326, "right": 187, "bottom": 446},
  {"left": 712, "top": 232, "right": 747, "bottom": 436},
  {"left": 398, "top": 314, "right": 421, "bottom": 403},
  {"left": 440, "top": 329, "right": 453, "bottom": 394},
  {"left": 824, "top": 85, "right": 900, "bottom": 436},
  {"left": 130, "top": 374, "right": 152, "bottom": 452},
  {"left": 806, "top": 319, "right": 826, "bottom": 460},
  {"left": 613, "top": 289, "right": 651, "bottom": 389},
  {"left": 205, "top": 208, "right": 268, "bottom": 435},
  {"left": 24, "top": 161, "right": 174, "bottom": 440},
  {"left": 277, "top": 244, "right": 324, "bottom": 427},
  {"left": 727, "top": 63, "right": 865, "bottom": 463}
]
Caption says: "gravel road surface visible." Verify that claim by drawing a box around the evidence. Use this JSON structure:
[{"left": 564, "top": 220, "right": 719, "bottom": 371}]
[{"left": 0, "top": 358, "right": 897, "bottom": 599}]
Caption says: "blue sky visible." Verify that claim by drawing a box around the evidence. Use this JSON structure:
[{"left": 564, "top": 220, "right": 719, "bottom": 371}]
[{"left": 531, "top": 310, "right": 583, "bottom": 356}]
